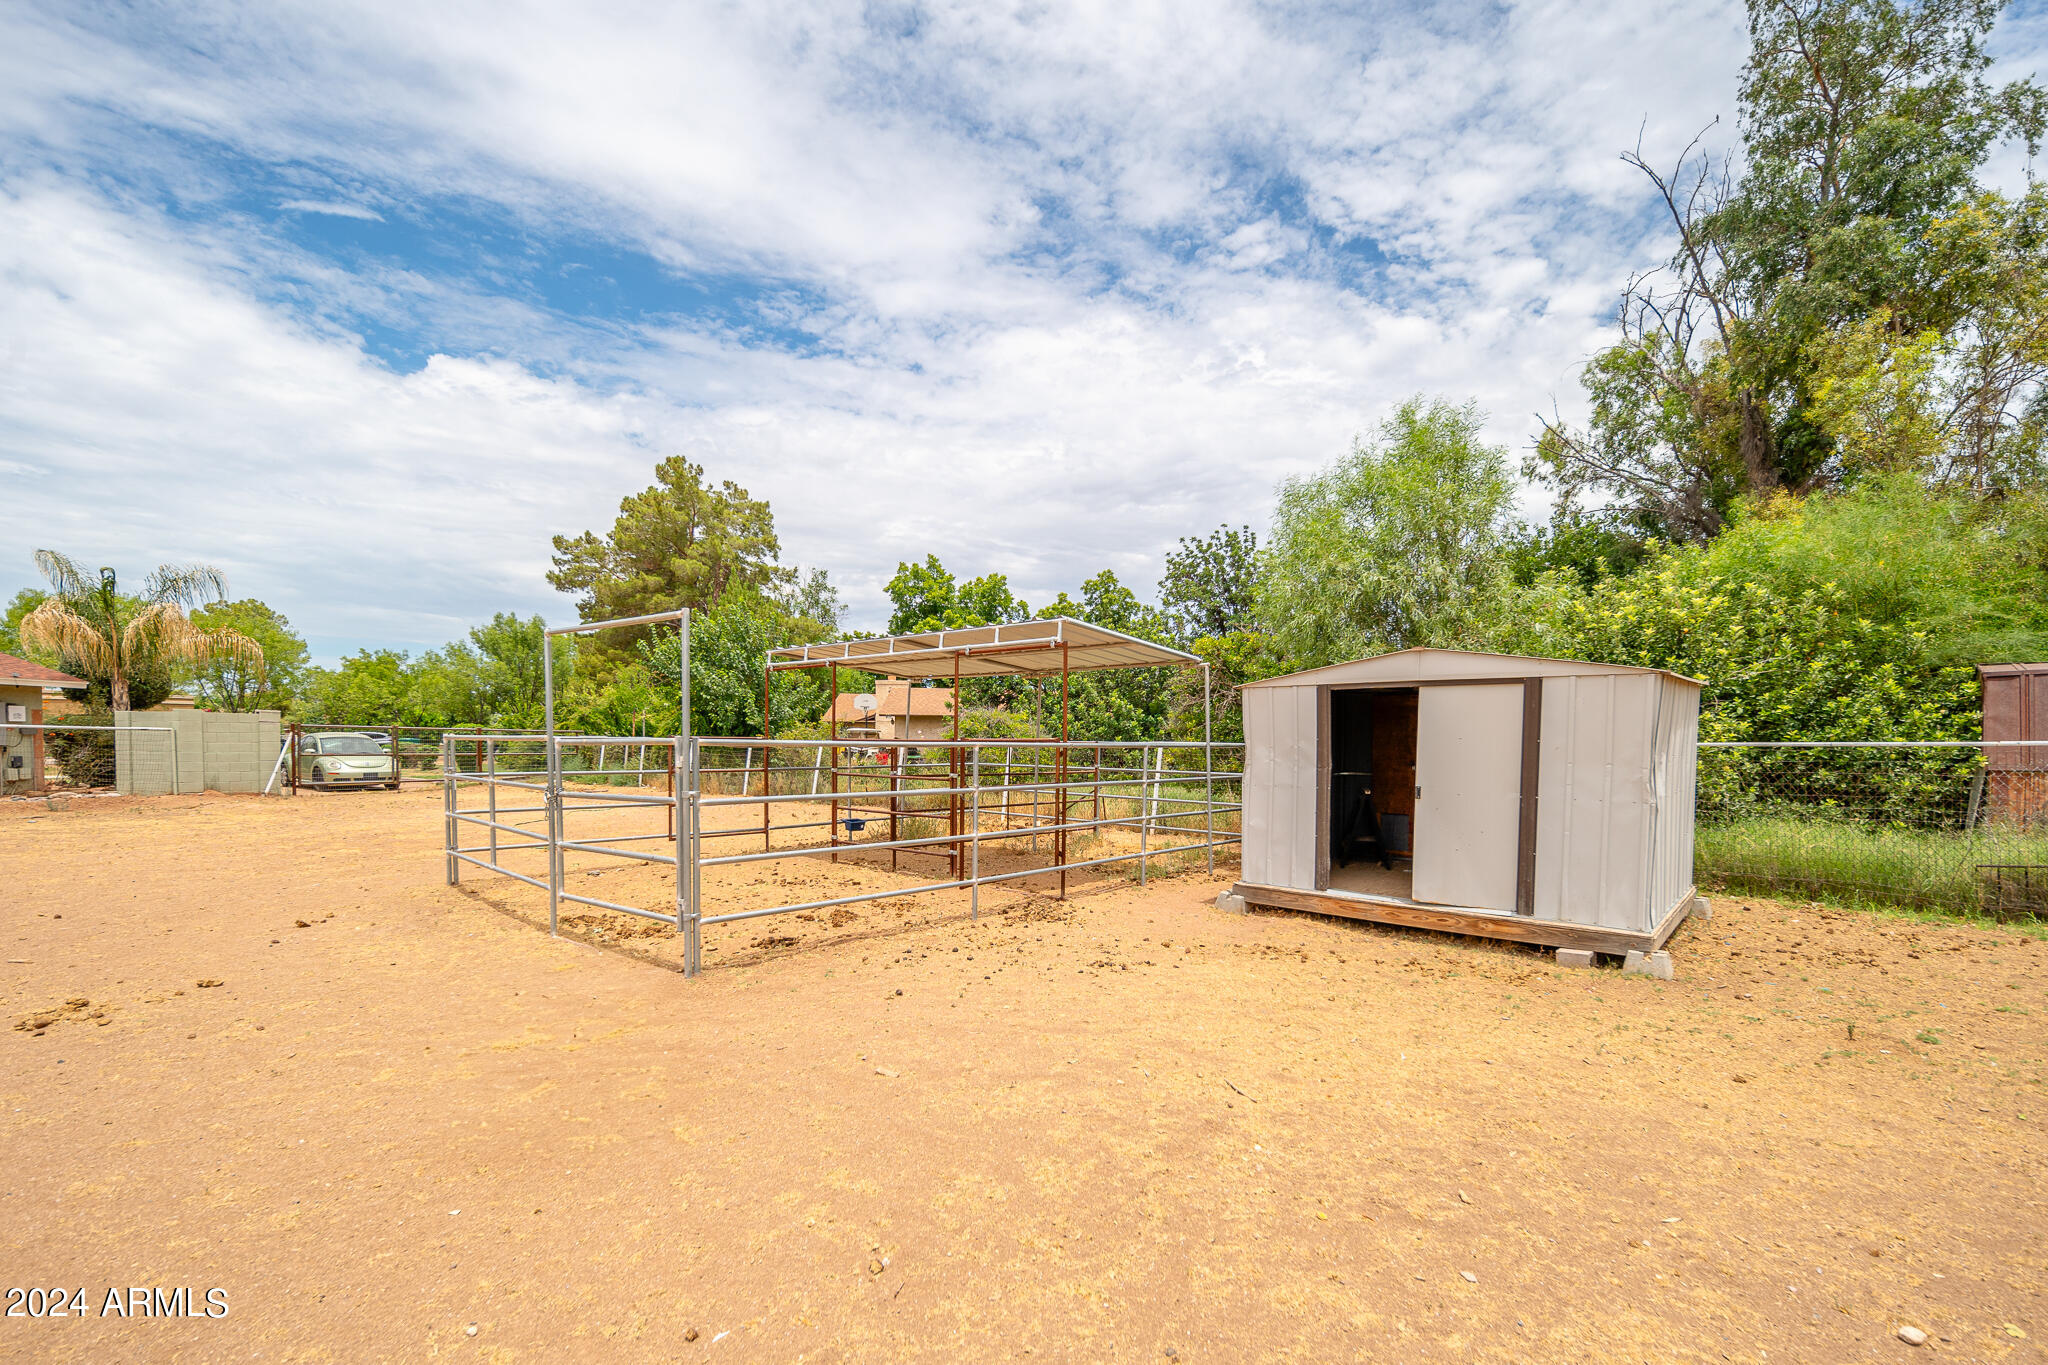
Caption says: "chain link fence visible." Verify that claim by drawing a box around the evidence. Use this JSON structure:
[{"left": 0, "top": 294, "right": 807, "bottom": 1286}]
[{"left": 1696, "top": 742, "right": 2048, "bottom": 920}]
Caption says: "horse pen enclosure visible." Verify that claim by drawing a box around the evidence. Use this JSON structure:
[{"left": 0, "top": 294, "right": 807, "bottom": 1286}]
[{"left": 438, "top": 614, "right": 1244, "bottom": 975}]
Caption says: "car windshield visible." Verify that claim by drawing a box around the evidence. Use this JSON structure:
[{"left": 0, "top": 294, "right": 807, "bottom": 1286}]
[{"left": 319, "top": 737, "right": 384, "bottom": 756}]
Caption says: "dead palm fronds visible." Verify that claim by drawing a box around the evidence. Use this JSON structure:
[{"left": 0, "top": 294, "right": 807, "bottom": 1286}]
[{"left": 20, "top": 551, "right": 264, "bottom": 711}]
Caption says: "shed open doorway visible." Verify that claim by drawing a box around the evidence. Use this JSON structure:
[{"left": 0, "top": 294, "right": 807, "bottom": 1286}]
[{"left": 1325, "top": 687, "right": 1416, "bottom": 899}]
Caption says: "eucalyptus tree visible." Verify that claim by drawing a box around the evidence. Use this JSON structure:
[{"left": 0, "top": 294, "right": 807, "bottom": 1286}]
[{"left": 1536, "top": 0, "right": 2048, "bottom": 538}]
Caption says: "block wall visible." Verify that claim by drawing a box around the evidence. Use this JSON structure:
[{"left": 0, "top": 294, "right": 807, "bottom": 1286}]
[{"left": 115, "top": 710, "right": 283, "bottom": 795}]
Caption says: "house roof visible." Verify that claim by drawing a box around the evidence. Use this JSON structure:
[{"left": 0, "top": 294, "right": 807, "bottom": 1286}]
[
  {"left": 1240, "top": 647, "right": 1703, "bottom": 689},
  {"left": 829, "top": 682, "right": 956, "bottom": 724},
  {"left": 0, "top": 652, "right": 86, "bottom": 687},
  {"left": 770, "top": 617, "right": 1198, "bottom": 679}
]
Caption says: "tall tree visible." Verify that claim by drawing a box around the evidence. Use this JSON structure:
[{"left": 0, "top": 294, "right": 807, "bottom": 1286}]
[
  {"left": 1, "top": 589, "right": 48, "bottom": 657},
  {"left": 465, "top": 613, "right": 573, "bottom": 730},
  {"left": 1261, "top": 397, "right": 1523, "bottom": 668},
  {"left": 636, "top": 591, "right": 830, "bottom": 738},
  {"left": 1039, "top": 570, "right": 1176, "bottom": 741},
  {"left": 548, "top": 457, "right": 784, "bottom": 666},
  {"left": 299, "top": 649, "right": 422, "bottom": 726},
  {"left": 885, "top": 555, "right": 1029, "bottom": 634},
  {"left": 299, "top": 614, "right": 573, "bottom": 728},
  {"left": 1536, "top": 0, "right": 2047, "bottom": 538},
  {"left": 20, "top": 552, "right": 261, "bottom": 711},
  {"left": 1157, "top": 525, "right": 1258, "bottom": 645},
  {"left": 778, "top": 567, "right": 844, "bottom": 636},
  {"left": 189, "top": 600, "right": 308, "bottom": 713}
]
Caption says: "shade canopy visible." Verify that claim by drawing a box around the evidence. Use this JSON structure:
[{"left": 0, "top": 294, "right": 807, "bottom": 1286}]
[{"left": 768, "top": 617, "right": 1199, "bottom": 679}]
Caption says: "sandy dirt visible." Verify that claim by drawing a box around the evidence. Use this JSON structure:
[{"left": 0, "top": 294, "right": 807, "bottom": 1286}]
[{"left": 2, "top": 784, "right": 2045, "bottom": 1363}]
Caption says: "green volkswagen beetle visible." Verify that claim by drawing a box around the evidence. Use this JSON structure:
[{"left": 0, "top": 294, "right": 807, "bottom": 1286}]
[{"left": 299, "top": 732, "right": 399, "bottom": 789}]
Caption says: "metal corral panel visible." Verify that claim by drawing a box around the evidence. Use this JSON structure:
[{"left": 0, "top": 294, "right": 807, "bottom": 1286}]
[
  {"left": 1241, "top": 684, "right": 1318, "bottom": 890},
  {"left": 1533, "top": 673, "right": 1660, "bottom": 933}
]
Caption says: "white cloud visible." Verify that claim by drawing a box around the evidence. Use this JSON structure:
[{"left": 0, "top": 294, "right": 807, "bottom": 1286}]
[
  {"left": 5, "top": 0, "right": 2035, "bottom": 657},
  {"left": 278, "top": 198, "right": 383, "bottom": 220}
]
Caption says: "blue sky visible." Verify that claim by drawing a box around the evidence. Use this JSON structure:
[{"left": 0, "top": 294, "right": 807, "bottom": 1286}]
[{"left": 3, "top": 1, "right": 2043, "bottom": 663}]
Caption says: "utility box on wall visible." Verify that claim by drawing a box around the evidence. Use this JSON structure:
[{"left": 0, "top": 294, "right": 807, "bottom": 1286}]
[
  {"left": 1, "top": 651, "right": 89, "bottom": 796},
  {"left": 1234, "top": 648, "right": 1704, "bottom": 955}
]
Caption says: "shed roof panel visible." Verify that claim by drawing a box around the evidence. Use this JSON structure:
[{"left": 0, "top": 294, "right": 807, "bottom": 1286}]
[{"left": 1240, "top": 647, "right": 1702, "bottom": 690}]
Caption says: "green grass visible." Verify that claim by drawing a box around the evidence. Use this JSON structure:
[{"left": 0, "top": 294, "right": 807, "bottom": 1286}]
[{"left": 1697, "top": 815, "right": 2048, "bottom": 919}]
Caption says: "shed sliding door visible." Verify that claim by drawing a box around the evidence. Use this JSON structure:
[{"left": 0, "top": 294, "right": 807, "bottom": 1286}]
[{"left": 1412, "top": 683, "right": 1524, "bottom": 912}]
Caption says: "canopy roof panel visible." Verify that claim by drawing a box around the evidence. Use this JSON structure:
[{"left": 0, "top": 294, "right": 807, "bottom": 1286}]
[{"left": 768, "top": 618, "right": 1199, "bottom": 678}]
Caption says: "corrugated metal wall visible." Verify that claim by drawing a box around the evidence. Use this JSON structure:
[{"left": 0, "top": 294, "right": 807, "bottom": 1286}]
[
  {"left": 1982, "top": 666, "right": 2048, "bottom": 771},
  {"left": 1532, "top": 674, "right": 1659, "bottom": 933},
  {"left": 1241, "top": 684, "right": 1318, "bottom": 889},
  {"left": 1645, "top": 681, "right": 1700, "bottom": 922}
]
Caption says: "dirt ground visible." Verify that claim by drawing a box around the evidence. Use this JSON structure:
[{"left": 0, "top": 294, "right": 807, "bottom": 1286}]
[{"left": 2, "top": 784, "right": 2045, "bottom": 1363}]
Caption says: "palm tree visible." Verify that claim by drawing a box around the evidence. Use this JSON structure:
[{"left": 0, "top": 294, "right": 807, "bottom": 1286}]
[{"left": 19, "top": 551, "right": 265, "bottom": 712}]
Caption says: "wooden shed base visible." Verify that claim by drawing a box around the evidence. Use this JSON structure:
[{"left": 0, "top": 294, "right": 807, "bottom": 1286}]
[{"left": 1229, "top": 882, "right": 1698, "bottom": 957}]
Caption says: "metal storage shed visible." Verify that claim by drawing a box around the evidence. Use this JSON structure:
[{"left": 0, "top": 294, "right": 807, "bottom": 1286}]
[
  {"left": 1978, "top": 663, "right": 2048, "bottom": 825},
  {"left": 1232, "top": 648, "right": 1704, "bottom": 956}
]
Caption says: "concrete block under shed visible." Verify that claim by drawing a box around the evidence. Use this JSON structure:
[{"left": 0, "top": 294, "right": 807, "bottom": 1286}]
[
  {"left": 1623, "top": 949, "right": 1674, "bottom": 980},
  {"left": 1692, "top": 896, "right": 1713, "bottom": 922},
  {"left": 1215, "top": 890, "right": 1248, "bottom": 915},
  {"left": 1555, "top": 947, "right": 1596, "bottom": 969}
]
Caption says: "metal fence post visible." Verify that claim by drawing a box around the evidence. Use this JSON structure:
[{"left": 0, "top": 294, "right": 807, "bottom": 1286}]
[
  {"left": 1203, "top": 662, "right": 1214, "bottom": 875},
  {"left": 684, "top": 736, "right": 700, "bottom": 941},
  {"left": 543, "top": 621, "right": 560, "bottom": 936},
  {"left": 442, "top": 734, "right": 458, "bottom": 885},
  {"left": 487, "top": 738, "right": 499, "bottom": 868},
  {"left": 685, "top": 737, "right": 702, "bottom": 977},
  {"left": 547, "top": 730, "right": 562, "bottom": 935},
  {"left": 1139, "top": 744, "right": 1149, "bottom": 887}
]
